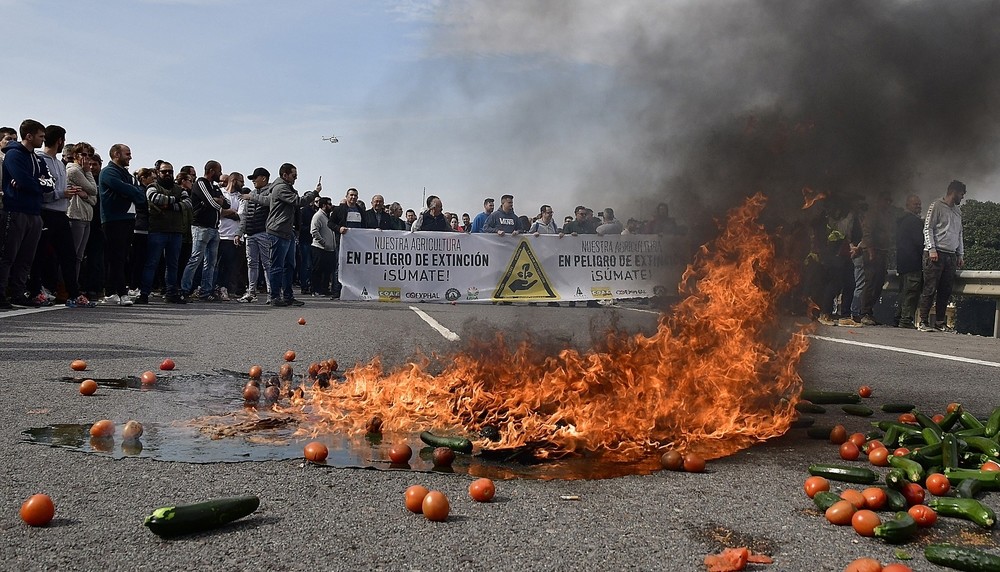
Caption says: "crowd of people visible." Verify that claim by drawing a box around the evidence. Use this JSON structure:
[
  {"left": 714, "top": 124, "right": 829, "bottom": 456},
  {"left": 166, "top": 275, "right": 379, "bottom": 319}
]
[
  {"left": 802, "top": 180, "right": 967, "bottom": 332},
  {"left": 1, "top": 120, "right": 685, "bottom": 310}
]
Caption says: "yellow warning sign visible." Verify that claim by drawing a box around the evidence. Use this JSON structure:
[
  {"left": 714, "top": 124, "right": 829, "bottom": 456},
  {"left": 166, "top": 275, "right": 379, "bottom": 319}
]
[{"left": 494, "top": 240, "right": 558, "bottom": 300}]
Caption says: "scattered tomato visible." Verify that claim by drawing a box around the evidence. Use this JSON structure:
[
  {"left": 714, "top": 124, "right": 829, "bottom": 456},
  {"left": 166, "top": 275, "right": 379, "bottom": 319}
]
[
  {"left": 122, "top": 420, "right": 144, "bottom": 440},
  {"left": 660, "top": 450, "right": 683, "bottom": 471},
  {"left": 79, "top": 379, "right": 98, "bottom": 396},
  {"left": 981, "top": 461, "right": 1000, "bottom": 472},
  {"left": 469, "top": 478, "right": 496, "bottom": 502},
  {"left": 421, "top": 491, "right": 450, "bottom": 522},
  {"left": 432, "top": 447, "right": 455, "bottom": 467},
  {"left": 830, "top": 425, "right": 848, "bottom": 445},
  {"left": 868, "top": 447, "right": 890, "bottom": 467},
  {"left": 303, "top": 441, "right": 328, "bottom": 463},
  {"left": 892, "top": 447, "right": 910, "bottom": 457},
  {"left": 840, "top": 489, "right": 866, "bottom": 510},
  {"left": 925, "top": 473, "right": 951, "bottom": 496},
  {"left": 89, "top": 419, "right": 115, "bottom": 438},
  {"left": 901, "top": 482, "right": 925, "bottom": 506},
  {"left": 849, "top": 433, "right": 867, "bottom": 448},
  {"left": 405, "top": 485, "right": 429, "bottom": 513},
  {"left": 140, "top": 371, "right": 157, "bottom": 385},
  {"left": 908, "top": 504, "right": 937, "bottom": 527},
  {"left": 307, "top": 362, "right": 320, "bottom": 376},
  {"left": 283, "top": 350, "right": 296, "bottom": 362},
  {"left": 19, "top": 494, "right": 55, "bottom": 527},
  {"left": 248, "top": 365, "right": 263, "bottom": 379},
  {"left": 159, "top": 358, "right": 175, "bottom": 371},
  {"left": 804, "top": 476, "right": 830, "bottom": 498},
  {"left": 682, "top": 453, "right": 706, "bottom": 473},
  {"left": 263, "top": 385, "right": 280, "bottom": 401},
  {"left": 861, "top": 487, "right": 887, "bottom": 510},
  {"left": 858, "top": 385, "right": 872, "bottom": 398},
  {"left": 328, "top": 359, "right": 338, "bottom": 371},
  {"left": 881, "top": 564, "right": 913, "bottom": 572},
  {"left": 843, "top": 557, "right": 883, "bottom": 572},
  {"left": 863, "top": 440, "right": 883, "bottom": 453},
  {"left": 946, "top": 402, "right": 962, "bottom": 413},
  {"left": 852, "top": 509, "right": 881, "bottom": 537},
  {"left": 931, "top": 413, "right": 945, "bottom": 425},
  {"left": 825, "top": 500, "right": 856, "bottom": 526},
  {"left": 243, "top": 384, "right": 260, "bottom": 402},
  {"left": 297, "top": 317, "right": 306, "bottom": 325},
  {"left": 840, "top": 441, "right": 861, "bottom": 461},
  {"left": 70, "top": 359, "right": 87, "bottom": 371},
  {"left": 388, "top": 443, "right": 412, "bottom": 464},
  {"left": 279, "top": 363, "right": 293, "bottom": 379},
  {"left": 897, "top": 413, "right": 917, "bottom": 424}
]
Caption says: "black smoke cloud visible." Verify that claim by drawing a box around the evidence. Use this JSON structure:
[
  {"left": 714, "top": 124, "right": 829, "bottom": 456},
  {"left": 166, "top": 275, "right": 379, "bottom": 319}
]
[{"left": 423, "top": 0, "right": 1000, "bottom": 235}]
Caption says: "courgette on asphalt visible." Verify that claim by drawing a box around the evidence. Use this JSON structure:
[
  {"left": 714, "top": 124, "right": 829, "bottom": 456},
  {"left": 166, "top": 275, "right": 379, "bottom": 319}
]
[
  {"left": 965, "top": 436, "right": 1000, "bottom": 458},
  {"left": 924, "top": 544, "right": 1000, "bottom": 572},
  {"left": 960, "top": 411, "right": 986, "bottom": 430},
  {"left": 881, "top": 403, "right": 915, "bottom": 413},
  {"left": 807, "top": 426, "right": 835, "bottom": 440},
  {"left": 842, "top": 404, "right": 874, "bottom": 417},
  {"left": 800, "top": 390, "right": 860, "bottom": 404},
  {"left": 143, "top": 495, "right": 260, "bottom": 537},
  {"left": 807, "top": 463, "right": 878, "bottom": 484},
  {"left": 880, "top": 487, "right": 908, "bottom": 512},
  {"left": 957, "top": 477, "right": 984, "bottom": 499},
  {"left": 944, "top": 469, "right": 1000, "bottom": 490},
  {"left": 943, "top": 433, "right": 961, "bottom": 470},
  {"left": 940, "top": 407, "right": 965, "bottom": 432},
  {"left": 927, "top": 497, "right": 996, "bottom": 529},
  {"left": 985, "top": 406, "right": 1000, "bottom": 438},
  {"left": 419, "top": 431, "right": 474, "bottom": 453},
  {"left": 794, "top": 402, "right": 827, "bottom": 414},
  {"left": 791, "top": 416, "right": 815, "bottom": 429},
  {"left": 812, "top": 491, "right": 841, "bottom": 511},
  {"left": 888, "top": 455, "right": 925, "bottom": 483},
  {"left": 873, "top": 511, "right": 917, "bottom": 544}
]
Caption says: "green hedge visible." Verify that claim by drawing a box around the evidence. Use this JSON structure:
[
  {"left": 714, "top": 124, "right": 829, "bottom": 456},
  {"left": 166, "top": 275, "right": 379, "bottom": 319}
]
[{"left": 961, "top": 200, "right": 1000, "bottom": 271}]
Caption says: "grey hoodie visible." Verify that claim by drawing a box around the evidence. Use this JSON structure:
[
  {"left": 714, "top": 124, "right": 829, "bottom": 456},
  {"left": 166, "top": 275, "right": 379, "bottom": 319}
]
[
  {"left": 262, "top": 178, "right": 317, "bottom": 240},
  {"left": 923, "top": 199, "right": 963, "bottom": 257}
]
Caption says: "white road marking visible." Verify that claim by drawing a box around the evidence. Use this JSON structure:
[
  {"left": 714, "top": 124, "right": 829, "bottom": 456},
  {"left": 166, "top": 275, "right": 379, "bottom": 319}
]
[
  {"left": 615, "top": 306, "right": 662, "bottom": 315},
  {"left": 409, "top": 306, "right": 460, "bottom": 341},
  {"left": 0, "top": 305, "right": 68, "bottom": 319},
  {"left": 809, "top": 334, "right": 1000, "bottom": 368}
]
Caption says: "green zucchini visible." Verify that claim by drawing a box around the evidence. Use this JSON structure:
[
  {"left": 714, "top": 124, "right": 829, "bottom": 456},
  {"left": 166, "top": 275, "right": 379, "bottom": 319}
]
[
  {"left": 940, "top": 407, "right": 964, "bottom": 432},
  {"left": 944, "top": 469, "right": 1000, "bottom": 490},
  {"left": 960, "top": 411, "right": 986, "bottom": 430},
  {"left": 800, "top": 390, "right": 860, "bottom": 404},
  {"left": 914, "top": 410, "right": 942, "bottom": 437},
  {"left": 965, "top": 436, "right": 1000, "bottom": 458},
  {"left": 956, "top": 478, "right": 984, "bottom": 499},
  {"left": 807, "top": 463, "right": 878, "bottom": 484},
  {"left": 873, "top": 511, "right": 917, "bottom": 544},
  {"left": 881, "top": 403, "right": 915, "bottom": 413},
  {"left": 812, "top": 490, "right": 841, "bottom": 511},
  {"left": 791, "top": 416, "right": 815, "bottom": 429},
  {"left": 909, "top": 441, "right": 943, "bottom": 465},
  {"left": 954, "top": 426, "right": 986, "bottom": 438},
  {"left": 874, "top": 421, "right": 922, "bottom": 436},
  {"left": 923, "top": 427, "right": 944, "bottom": 446},
  {"left": 881, "top": 426, "right": 901, "bottom": 449},
  {"left": 889, "top": 455, "right": 925, "bottom": 483},
  {"left": 842, "top": 404, "right": 874, "bottom": 417},
  {"left": 885, "top": 467, "right": 908, "bottom": 490},
  {"left": 795, "top": 402, "right": 827, "bottom": 414},
  {"left": 807, "top": 425, "right": 835, "bottom": 440},
  {"left": 925, "top": 544, "right": 1000, "bottom": 572},
  {"left": 927, "top": 497, "right": 996, "bottom": 529},
  {"left": 943, "top": 433, "right": 961, "bottom": 470},
  {"left": 984, "top": 406, "right": 1000, "bottom": 438},
  {"left": 880, "top": 487, "right": 908, "bottom": 512},
  {"left": 143, "top": 495, "right": 260, "bottom": 537},
  {"left": 419, "top": 431, "right": 474, "bottom": 453}
]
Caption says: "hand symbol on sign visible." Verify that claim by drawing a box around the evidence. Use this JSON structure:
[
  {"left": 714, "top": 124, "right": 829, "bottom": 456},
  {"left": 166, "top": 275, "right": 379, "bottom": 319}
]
[{"left": 509, "top": 263, "right": 537, "bottom": 292}]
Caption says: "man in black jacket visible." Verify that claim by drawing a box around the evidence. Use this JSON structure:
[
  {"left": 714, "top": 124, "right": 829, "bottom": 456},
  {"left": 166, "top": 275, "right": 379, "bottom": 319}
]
[
  {"left": 180, "top": 160, "right": 235, "bottom": 301},
  {"left": 363, "top": 194, "right": 395, "bottom": 230},
  {"left": 238, "top": 167, "right": 271, "bottom": 303},
  {"left": 895, "top": 194, "right": 923, "bottom": 328}
]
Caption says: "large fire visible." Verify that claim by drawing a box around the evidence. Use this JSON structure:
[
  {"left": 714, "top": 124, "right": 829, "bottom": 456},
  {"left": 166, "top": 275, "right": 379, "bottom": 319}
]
[{"left": 278, "top": 193, "right": 810, "bottom": 461}]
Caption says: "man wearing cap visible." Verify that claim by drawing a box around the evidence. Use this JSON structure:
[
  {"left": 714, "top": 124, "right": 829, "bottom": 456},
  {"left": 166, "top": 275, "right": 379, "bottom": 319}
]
[{"left": 238, "top": 167, "right": 272, "bottom": 303}]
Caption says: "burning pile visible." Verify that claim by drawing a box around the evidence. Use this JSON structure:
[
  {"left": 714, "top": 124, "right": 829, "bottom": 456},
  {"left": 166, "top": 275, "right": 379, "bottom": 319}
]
[{"left": 279, "top": 194, "right": 810, "bottom": 461}]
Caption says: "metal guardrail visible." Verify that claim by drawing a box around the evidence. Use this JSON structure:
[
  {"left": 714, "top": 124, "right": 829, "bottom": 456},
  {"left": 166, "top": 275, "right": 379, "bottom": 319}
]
[{"left": 887, "top": 270, "right": 1000, "bottom": 338}]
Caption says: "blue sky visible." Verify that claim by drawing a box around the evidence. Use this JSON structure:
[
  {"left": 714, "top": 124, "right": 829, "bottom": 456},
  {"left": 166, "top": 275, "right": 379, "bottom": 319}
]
[{"left": 5, "top": 1, "right": 999, "bottom": 225}]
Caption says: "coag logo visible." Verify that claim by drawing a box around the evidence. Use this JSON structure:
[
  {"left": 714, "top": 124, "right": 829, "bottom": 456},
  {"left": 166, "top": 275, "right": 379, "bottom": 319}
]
[
  {"left": 445, "top": 288, "right": 461, "bottom": 302},
  {"left": 378, "top": 287, "right": 401, "bottom": 302},
  {"left": 591, "top": 287, "right": 612, "bottom": 299}
]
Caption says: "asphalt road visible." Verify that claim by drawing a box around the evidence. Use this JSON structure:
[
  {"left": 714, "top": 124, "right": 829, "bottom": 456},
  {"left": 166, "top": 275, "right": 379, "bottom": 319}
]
[{"left": 1, "top": 298, "right": 998, "bottom": 572}]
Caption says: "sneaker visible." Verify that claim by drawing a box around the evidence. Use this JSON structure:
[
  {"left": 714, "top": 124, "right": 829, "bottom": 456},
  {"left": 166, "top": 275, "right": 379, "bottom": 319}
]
[
  {"left": 127, "top": 288, "right": 140, "bottom": 297},
  {"left": 41, "top": 286, "right": 56, "bottom": 302},
  {"left": 817, "top": 313, "right": 838, "bottom": 326},
  {"left": 271, "top": 299, "right": 289, "bottom": 307},
  {"left": 101, "top": 294, "right": 121, "bottom": 305},
  {"left": 934, "top": 322, "right": 954, "bottom": 332},
  {"left": 33, "top": 292, "right": 54, "bottom": 307},
  {"left": 165, "top": 295, "right": 187, "bottom": 304},
  {"left": 898, "top": 321, "right": 915, "bottom": 329},
  {"left": 200, "top": 294, "right": 220, "bottom": 302},
  {"left": 237, "top": 293, "right": 256, "bottom": 303},
  {"left": 837, "top": 317, "right": 864, "bottom": 327},
  {"left": 218, "top": 287, "right": 230, "bottom": 302},
  {"left": 119, "top": 295, "right": 134, "bottom": 306},
  {"left": 917, "top": 323, "right": 936, "bottom": 332},
  {"left": 135, "top": 294, "right": 149, "bottom": 305},
  {"left": 286, "top": 298, "right": 305, "bottom": 307},
  {"left": 860, "top": 315, "right": 878, "bottom": 326}
]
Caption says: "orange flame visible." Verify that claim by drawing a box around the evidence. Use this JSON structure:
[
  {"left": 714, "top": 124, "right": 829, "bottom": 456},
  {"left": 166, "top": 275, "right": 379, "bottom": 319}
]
[
  {"left": 801, "top": 186, "right": 827, "bottom": 210},
  {"left": 277, "top": 194, "right": 809, "bottom": 461}
]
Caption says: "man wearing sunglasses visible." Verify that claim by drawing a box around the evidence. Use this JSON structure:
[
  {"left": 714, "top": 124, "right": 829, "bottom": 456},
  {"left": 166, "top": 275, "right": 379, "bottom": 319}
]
[{"left": 137, "top": 162, "right": 191, "bottom": 304}]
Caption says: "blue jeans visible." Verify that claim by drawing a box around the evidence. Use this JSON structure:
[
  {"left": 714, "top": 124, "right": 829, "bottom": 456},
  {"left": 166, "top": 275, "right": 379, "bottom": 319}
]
[
  {"left": 297, "top": 237, "right": 311, "bottom": 290},
  {"left": 267, "top": 234, "right": 295, "bottom": 301},
  {"left": 142, "top": 232, "right": 182, "bottom": 296},
  {"left": 181, "top": 226, "right": 219, "bottom": 296}
]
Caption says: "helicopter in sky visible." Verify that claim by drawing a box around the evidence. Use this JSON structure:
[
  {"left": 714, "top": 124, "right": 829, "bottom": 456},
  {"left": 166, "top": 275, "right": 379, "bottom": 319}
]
[{"left": 322, "top": 135, "right": 339, "bottom": 143}]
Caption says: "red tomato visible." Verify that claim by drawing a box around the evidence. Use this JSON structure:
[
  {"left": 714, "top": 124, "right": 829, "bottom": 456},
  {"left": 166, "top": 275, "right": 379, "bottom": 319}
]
[
  {"left": 432, "top": 447, "right": 455, "bottom": 467},
  {"left": 469, "top": 478, "right": 496, "bottom": 502},
  {"left": 159, "top": 358, "right": 175, "bottom": 371},
  {"left": 248, "top": 365, "right": 263, "bottom": 379},
  {"left": 20, "top": 494, "right": 55, "bottom": 527},
  {"left": 804, "top": 476, "right": 830, "bottom": 498},
  {"left": 848, "top": 433, "right": 867, "bottom": 448},
  {"left": 89, "top": 420, "right": 115, "bottom": 438},
  {"left": 830, "top": 425, "right": 848, "bottom": 445},
  {"left": 901, "top": 483, "right": 925, "bottom": 506},
  {"left": 70, "top": 359, "right": 88, "bottom": 371},
  {"left": 881, "top": 565, "right": 913, "bottom": 572},
  {"left": 908, "top": 504, "right": 937, "bottom": 527},
  {"left": 946, "top": 402, "right": 962, "bottom": 413},
  {"left": 931, "top": 414, "right": 945, "bottom": 425},
  {"left": 840, "top": 489, "right": 866, "bottom": 510},
  {"left": 421, "top": 491, "right": 450, "bottom": 521},
  {"left": 405, "top": 485, "right": 429, "bottom": 513},
  {"left": 897, "top": 413, "right": 917, "bottom": 424},
  {"left": 843, "top": 558, "right": 882, "bottom": 572},
  {"left": 825, "top": 500, "right": 856, "bottom": 526},
  {"left": 660, "top": 450, "right": 683, "bottom": 471},
  {"left": 868, "top": 447, "right": 890, "bottom": 467},
  {"left": 140, "top": 371, "right": 157, "bottom": 385},
  {"left": 243, "top": 384, "right": 260, "bottom": 402},
  {"left": 861, "top": 487, "right": 887, "bottom": 510},
  {"left": 863, "top": 440, "right": 883, "bottom": 453},
  {"left": 297, "top": 317, "right": 306, "bottom": 325},
  {"left": 683, "top": 453, "right": 706, "bottom": 473},
  {"left": 283, "top": 350, "right": 296, "bottom": 362},
  {"left": 852, "top": 509, "right": 881, "bottom": 537},
  {"left": 303, "top": 441, "right": 328, "bottom": 462},
  {"left": 840, "top": 442, "right": 861, "bottom": 461},
  {"left": 388, "top": 443, "right": 412, "bottom": 464},
  {"left": 982, "top": 461, "right": 1000, "bottom": 472},
  {"left": 79, "top": 379, "right": 98, "bottom": 396},
  {"left": 858, "top": 385, "right": 872, "bottom": 398},
  {"left": 892, "top": 447, "right": 910, "bottom": 457},
  {"left": 925, "top": 473, "right": 951, "bottom": 496}
]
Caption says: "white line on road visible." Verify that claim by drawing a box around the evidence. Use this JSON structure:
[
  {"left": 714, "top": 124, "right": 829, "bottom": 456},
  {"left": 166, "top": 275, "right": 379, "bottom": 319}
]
[
  {"left": 0, "top": 305, "right": 68, "bottom": 319},
  {"left": 809, "top": 334, "right": 1000, "bottom": 368},
  {"left": 409, "top": 306, "right": 460, "bottom": 342},
  {"left": 615, "top": 306, "right": 662, "bottom": 315}
]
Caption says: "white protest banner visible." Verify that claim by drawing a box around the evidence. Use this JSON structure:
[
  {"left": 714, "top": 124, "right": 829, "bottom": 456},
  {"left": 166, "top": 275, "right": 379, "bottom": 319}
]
[{"left": 337, "top": 230, "right": 688, "bottom": 303}]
